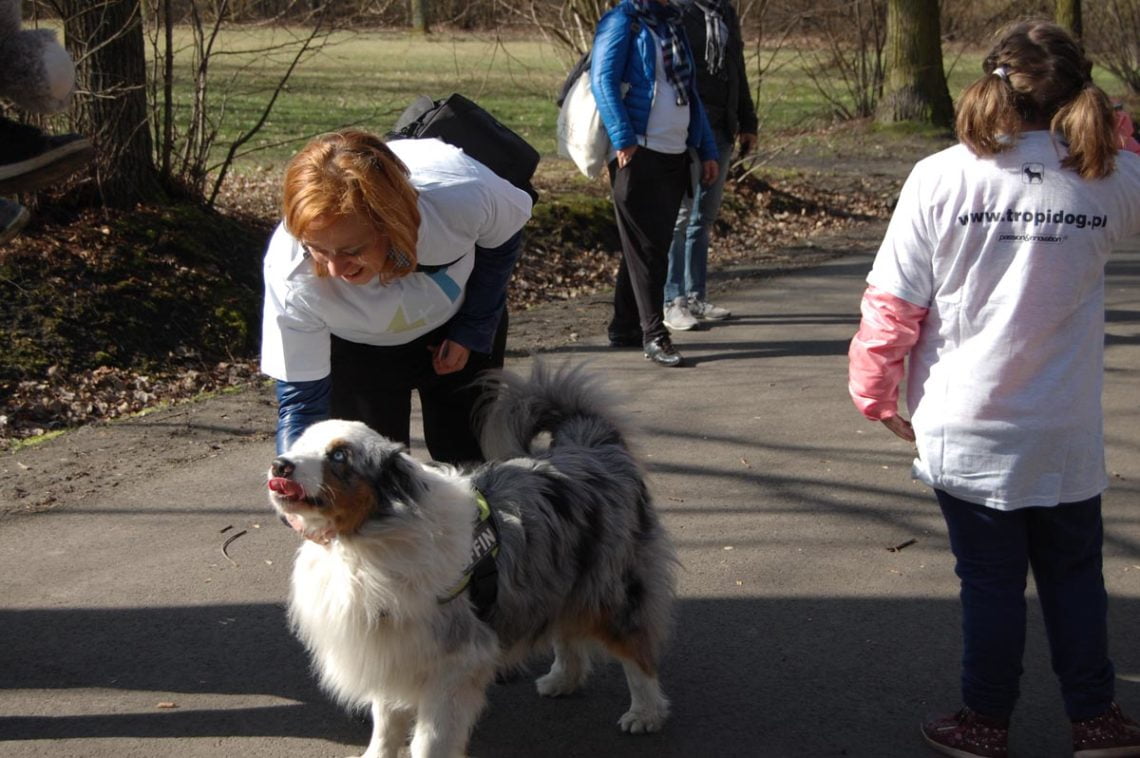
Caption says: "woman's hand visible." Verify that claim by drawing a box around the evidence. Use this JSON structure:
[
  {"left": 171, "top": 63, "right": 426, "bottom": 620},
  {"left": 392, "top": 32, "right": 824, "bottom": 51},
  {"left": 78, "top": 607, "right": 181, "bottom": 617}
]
[
  {"left": 881, "top": 414, "right": 916, "bottom": 442},
  {"left": 429, "top": 339, "right": 470, "bottom": 375},
  {"left": 616, "top": 145, "right": 638, "bottom": 168},
  {"left": 701, "top": 159, "right": 719, "bottom": 186}
]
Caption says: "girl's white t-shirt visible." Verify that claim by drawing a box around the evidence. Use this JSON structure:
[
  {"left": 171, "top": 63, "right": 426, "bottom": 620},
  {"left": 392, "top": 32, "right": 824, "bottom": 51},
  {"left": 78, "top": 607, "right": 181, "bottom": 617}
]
[
  {"left": 259, "top": 138, "right": 532, "bottom": 382},
  {"left": 868, "top": 132, "right": 1140, "bottom": 509}
]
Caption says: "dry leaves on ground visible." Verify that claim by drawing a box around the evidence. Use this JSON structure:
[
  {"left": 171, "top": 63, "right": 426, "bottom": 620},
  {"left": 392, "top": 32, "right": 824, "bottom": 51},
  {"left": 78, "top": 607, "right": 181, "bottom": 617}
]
[{"left": 1, "top": 157, "right": 898, "bottom": 449}]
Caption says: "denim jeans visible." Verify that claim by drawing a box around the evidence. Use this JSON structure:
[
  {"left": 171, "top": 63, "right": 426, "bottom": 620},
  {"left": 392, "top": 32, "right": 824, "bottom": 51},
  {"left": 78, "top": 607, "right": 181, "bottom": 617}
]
[
  {"left": 665, "top": 134, "right": 734, "bottom": 303},
  {"left": 935, "top": 489, "right": 1115, "bottom": 720}
]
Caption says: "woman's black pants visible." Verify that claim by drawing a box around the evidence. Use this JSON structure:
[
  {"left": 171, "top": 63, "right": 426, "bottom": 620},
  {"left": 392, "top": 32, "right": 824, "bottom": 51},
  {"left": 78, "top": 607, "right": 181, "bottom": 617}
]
[
  {"left": 607, "top": 148, "right": 690, "bottom": 343},
  {"left": 328, "top": 312, "right": 508, "bottom": 465}
]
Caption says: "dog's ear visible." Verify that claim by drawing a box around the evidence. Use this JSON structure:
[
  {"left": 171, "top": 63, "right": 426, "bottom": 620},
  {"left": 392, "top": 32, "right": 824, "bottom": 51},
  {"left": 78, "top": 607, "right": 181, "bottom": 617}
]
[{"left": 369, "top": 446, "right": 425, "bottom": 514}]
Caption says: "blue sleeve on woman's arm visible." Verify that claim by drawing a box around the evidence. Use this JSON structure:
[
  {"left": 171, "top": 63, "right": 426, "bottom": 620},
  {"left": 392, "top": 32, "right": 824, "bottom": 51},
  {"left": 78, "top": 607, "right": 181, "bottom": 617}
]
[
  {"left": 275, "top": 377, "right": 331, "bottom": 454},
  {"left": 591, "top": 9, "right": 637, "bottom": 150},
  {"left": 448, "top": 229, "right": 524, "bottom": 354}
]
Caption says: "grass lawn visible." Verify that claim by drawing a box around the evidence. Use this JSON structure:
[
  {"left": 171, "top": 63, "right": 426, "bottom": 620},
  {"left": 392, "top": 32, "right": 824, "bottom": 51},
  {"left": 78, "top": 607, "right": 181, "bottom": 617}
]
[
  {"left": 163, "top": 27, "right": 1136, "bottom": 179},
  {"left": 177, "top": 29, "right": 571, "bottom": 172}
]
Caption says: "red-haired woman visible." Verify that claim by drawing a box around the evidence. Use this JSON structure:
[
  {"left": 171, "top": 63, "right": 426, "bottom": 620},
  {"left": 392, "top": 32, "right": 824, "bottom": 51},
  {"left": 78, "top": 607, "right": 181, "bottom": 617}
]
[{"left": 261, "top": 130, "right": 532, "bottom": 463}]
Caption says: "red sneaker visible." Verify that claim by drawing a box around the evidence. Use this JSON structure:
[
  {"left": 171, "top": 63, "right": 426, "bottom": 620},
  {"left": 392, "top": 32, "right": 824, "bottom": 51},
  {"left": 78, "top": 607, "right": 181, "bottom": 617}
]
[
  {"left": 921, "top": 707, "right": 1009, "bottom": 757},
  {"left": 1073, "top": 703, "right": 1140, "bottom": 758}
]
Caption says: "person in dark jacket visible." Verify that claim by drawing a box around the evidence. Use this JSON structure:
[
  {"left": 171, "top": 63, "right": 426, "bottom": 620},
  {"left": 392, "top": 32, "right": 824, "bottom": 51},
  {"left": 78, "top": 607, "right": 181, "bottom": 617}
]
[
  {"left": 591, "top": 0, "right": 720, "bottom": 367},
  {"left": 663, "top": 0, "right": 758, "bottom": 331}
]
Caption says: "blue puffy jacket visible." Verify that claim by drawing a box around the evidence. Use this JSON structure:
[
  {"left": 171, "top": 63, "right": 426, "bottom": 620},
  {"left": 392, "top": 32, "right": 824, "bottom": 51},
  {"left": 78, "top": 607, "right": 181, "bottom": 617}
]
[{"left": 589, "top": 0, "right": 718, "bottom": 162}]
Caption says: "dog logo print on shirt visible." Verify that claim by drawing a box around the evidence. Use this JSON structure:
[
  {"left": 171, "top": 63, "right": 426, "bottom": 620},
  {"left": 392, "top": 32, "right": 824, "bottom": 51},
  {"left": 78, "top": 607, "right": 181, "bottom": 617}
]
[{"left": 1022, "top": 163, "right": 1045, "bottom": 184}]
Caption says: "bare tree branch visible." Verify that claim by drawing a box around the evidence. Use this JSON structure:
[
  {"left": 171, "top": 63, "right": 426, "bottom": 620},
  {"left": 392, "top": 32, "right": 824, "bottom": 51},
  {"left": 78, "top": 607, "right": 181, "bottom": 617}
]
[{"left": 206, "top": 6, "right": 332, "bottom": 205}]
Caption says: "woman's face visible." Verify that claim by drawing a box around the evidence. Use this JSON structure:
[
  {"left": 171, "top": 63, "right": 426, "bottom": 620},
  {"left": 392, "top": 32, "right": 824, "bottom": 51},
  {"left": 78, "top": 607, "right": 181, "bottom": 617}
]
[{"left": 300, "top": 213, "right": 388, "bottom": 284}]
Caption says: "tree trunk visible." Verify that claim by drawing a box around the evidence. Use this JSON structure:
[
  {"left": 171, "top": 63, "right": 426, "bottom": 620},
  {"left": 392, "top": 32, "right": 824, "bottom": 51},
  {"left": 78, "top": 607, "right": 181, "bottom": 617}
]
[
  {"left": 410, "top": 0, "right": 430, "bottom": 34},
  {"left": 875, "top": 0, "right": 954, "bottom": 128},
  {"left": 1056, "top": 0, "right": 1083, "bottom": 39},
  {"left": 60, "top": 0, "right": 162, "bottom": 207}
]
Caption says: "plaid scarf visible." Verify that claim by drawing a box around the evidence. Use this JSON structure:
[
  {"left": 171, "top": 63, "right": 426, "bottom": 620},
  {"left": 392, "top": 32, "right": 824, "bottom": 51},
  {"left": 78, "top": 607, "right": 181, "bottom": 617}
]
[
  {"left": 694, "top": 0, "right": 729, "bottom": 75},
  {"left": 630, "top": 0, "right": 692, "bottom": 106}
]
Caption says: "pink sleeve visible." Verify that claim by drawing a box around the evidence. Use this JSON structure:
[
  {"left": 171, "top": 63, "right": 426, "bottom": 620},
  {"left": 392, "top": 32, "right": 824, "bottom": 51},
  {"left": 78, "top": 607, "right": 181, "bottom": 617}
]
[
  {"left": 1117, "top": 109, "right": 1140, "bottom": 156},
  {"left": 848, "top": 285, "right": 929, "bottom": 421}
]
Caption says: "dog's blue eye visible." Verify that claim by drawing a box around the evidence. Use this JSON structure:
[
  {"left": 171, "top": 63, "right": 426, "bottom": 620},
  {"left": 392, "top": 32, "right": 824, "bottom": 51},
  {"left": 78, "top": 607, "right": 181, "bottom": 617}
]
[{"left": 330, "top": 449, "right": 347, "bottom": 463}]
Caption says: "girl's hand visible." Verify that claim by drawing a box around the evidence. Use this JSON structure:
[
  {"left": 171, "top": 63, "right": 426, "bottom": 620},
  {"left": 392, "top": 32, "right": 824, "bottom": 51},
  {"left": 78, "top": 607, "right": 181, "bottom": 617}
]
[
  {"left": 429, "top": 339, "right": 470, "bottom": 375},
  {"left": 881, "top": 415, "right": 916, "bottom": 442},
  {"left": 616, "top": 145, "right": 638, "bottom": 168}
]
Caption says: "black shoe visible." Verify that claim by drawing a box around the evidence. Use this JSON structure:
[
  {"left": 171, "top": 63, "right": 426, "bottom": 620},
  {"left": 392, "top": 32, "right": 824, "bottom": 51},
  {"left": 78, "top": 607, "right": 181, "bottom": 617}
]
[
  {"left": 0, "top": 117, "right": 94, "bottom": 194},
  {"left": 644, "top": 336, "right": 683, "bottom": 367},
  {"left": 608, "top": 329, "right": 642, "bottom": 348}
]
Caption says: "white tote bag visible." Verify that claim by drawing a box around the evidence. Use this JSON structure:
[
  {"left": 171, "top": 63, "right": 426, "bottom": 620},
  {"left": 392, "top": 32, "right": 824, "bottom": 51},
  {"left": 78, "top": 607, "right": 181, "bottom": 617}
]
[{"left": 556, "top": 69, "right": 610, "bottom": 180}]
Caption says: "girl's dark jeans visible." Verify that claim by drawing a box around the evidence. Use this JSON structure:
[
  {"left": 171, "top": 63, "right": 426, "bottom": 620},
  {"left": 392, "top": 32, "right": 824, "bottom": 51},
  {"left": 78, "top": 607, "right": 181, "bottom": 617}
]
[{"left": 935, "top": 489, "right": 1114, "bottom": 721}]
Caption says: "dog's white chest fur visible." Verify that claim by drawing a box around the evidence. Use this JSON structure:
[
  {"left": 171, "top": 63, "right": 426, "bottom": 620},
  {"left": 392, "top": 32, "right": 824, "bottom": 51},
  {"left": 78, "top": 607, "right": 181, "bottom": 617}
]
[{"left": 288, "top": 537, "right": 490, "bottom": 709}]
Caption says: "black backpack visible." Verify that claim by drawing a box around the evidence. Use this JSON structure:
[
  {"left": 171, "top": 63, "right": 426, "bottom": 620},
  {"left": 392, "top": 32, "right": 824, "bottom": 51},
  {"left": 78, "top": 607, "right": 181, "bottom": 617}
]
[{"left": 389, "top": 93, "right": 540, "bottom": 205}]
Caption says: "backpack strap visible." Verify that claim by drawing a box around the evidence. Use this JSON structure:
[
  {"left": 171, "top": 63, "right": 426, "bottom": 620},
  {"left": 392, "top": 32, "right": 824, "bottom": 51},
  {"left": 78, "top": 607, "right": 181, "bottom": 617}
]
[
  {"left": 388, "top": 94, "right": 437, "bottom": 139},
  {"left": 557, "top": 17, "right": 643, "bottom": 107}
]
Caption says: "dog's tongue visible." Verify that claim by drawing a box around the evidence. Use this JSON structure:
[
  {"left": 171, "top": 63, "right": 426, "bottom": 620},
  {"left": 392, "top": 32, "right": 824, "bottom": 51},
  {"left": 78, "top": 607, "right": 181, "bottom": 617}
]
[{"left": 268, "top": 477, "right": 306, "bottom": 500}]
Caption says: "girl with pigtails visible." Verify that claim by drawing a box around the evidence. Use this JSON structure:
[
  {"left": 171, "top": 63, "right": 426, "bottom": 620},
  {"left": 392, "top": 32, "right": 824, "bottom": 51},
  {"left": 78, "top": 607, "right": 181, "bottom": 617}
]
[{"left": 848, "top": 20, "right": 1140, "bottom": 758}]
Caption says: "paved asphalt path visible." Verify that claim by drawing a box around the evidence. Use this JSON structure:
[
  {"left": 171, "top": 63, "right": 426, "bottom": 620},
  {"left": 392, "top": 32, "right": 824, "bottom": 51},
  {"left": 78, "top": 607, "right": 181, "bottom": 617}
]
[{"left": 2, "top": 240, "right": 1138, "bottom": 757}]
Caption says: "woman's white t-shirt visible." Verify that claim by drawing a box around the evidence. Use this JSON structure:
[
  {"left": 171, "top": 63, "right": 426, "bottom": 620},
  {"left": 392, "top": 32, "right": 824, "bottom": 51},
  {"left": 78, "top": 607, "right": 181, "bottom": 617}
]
[
  {"left": 868, "top": 132, "right": 1140, "bottom": 509},
  {"left": 642, "top": 29, "right": 690, "bottom": 155},
  {"left": 260, "top": 138, "right": 532, "bottom": 383}
]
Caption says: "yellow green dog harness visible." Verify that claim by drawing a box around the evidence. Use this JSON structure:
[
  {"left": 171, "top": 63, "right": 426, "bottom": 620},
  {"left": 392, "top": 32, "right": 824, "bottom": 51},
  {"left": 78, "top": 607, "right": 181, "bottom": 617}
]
[{"left": 439, "top": 488, "right": 500, "bottom": 620}]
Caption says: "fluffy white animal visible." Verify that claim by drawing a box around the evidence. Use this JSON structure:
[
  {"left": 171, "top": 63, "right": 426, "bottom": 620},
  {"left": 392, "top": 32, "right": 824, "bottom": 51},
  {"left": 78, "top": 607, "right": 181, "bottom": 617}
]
[{"left": 0, "top": 0, "right": 76, "bottom": 114}]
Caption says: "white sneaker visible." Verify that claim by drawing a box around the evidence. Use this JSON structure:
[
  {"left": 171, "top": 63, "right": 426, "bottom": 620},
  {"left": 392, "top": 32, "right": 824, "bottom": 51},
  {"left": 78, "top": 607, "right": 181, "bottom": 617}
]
[
  {"left": 688, "top": 295, "right": 730, "bottom": 321},
  {"left": 663, "top": 297, "right": 698, "bottom": 331}
]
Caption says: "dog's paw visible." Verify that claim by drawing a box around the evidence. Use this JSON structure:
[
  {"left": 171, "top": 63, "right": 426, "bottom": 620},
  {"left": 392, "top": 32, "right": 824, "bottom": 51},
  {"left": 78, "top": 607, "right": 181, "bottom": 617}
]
[
  {"left": 618, "top": 707, "right": 667, "bottom": 734},
  {"left": 535, "top": 670, "right": 583, "bottom": 697}
]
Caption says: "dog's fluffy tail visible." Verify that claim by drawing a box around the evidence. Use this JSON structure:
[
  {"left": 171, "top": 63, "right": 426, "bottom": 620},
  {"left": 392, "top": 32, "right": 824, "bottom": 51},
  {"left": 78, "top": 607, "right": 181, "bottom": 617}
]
[{"left": 478, "top": 361, "right": 630, "bottom": 460}]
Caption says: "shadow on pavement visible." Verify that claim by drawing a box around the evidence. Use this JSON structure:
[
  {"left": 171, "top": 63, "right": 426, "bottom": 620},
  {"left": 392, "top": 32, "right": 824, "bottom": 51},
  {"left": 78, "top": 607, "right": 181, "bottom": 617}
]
[{"left": 2, "top": 595, "right": 1137, "bottom": 757}]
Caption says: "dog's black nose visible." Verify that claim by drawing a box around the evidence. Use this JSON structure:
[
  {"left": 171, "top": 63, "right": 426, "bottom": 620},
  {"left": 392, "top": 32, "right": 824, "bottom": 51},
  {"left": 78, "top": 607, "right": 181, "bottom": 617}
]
[{"left": 271, "top": 457, "right": 294, "bottom": 478}]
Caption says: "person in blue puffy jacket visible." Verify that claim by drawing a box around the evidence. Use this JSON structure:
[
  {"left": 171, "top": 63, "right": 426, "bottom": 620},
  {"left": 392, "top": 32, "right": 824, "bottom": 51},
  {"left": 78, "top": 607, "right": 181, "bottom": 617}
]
[{"left": 591, "top": 0, "right": 719, "bottom": 367}]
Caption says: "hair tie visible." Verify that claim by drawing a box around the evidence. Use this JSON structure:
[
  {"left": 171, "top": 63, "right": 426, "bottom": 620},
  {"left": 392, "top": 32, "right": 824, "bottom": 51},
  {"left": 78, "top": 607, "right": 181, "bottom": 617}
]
[{"left": 992, "top": 66, "right": 1010, "bottom": 81}]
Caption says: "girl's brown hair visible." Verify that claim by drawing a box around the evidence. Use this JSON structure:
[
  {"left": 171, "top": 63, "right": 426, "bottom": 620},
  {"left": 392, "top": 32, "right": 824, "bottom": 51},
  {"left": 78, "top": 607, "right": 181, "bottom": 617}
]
[
  {"left": 282, "top": 130, "right": 421, "bottom": 280},
  {"left": 955, "top": 20, "right": 1117, "bottom": 179}
]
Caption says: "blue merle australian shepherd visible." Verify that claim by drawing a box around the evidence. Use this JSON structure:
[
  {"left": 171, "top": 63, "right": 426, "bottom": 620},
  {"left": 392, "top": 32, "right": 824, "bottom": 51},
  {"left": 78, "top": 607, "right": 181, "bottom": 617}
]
[{"left": 266, "top": 362, "right": 677, "bottom": 758}]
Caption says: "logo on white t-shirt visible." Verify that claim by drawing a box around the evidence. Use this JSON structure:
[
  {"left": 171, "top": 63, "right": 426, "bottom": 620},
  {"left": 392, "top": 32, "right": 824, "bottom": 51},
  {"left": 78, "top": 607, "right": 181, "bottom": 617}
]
[{"left": 1022, "top": 163, "right": 1045, "bottom": 184}]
